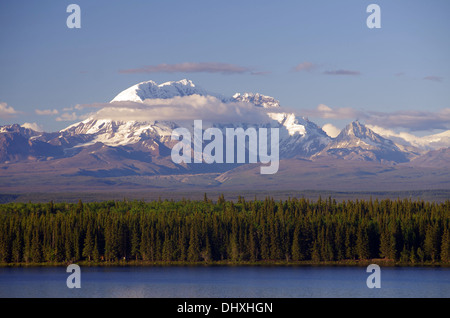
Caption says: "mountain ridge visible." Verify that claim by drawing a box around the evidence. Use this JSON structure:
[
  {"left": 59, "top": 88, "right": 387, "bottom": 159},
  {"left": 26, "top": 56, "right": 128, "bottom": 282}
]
[
  {"left": 313, "top": 121, "right": 411, "bottom": 163},
  {"left": 1, "top": 79, "right": 449, "bottom": 192}
]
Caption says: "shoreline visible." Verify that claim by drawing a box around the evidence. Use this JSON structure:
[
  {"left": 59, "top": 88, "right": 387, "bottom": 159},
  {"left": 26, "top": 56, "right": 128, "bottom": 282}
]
[{"left": 1, "top": 259, "right": 448, "bottom": 268}]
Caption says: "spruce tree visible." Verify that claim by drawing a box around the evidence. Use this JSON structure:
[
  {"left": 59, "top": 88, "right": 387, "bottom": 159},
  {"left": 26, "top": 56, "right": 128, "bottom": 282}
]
[
  {"left": 440, "top": 226, "right": 449, "bottom": 263},
  {"left": 291, "top": 224, "right": 302, "bottom": 261},
  {"left": 82, "top": 223, "right": 94, "bottom": 261},
  {"left": 187, "top": 224, "right": 200, "bottom": 262}
]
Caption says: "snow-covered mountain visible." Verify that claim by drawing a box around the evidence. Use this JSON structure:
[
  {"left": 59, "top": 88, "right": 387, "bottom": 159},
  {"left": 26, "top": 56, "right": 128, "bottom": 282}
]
[
  {"left": 59, "top": 79, "right": 331, "bottom": 159},
  {"left": 111, "top": 79, "right": 228, "bottom": 103},
  {"left": 0, "top": 124, "right": 62, "bottom": 162},
  {"left": 232, "top": 92, "right": 281, "bottom": 108},
  {"left": 1, "top": 79, "right": 450, "bottom": 193},
  {"left": 60, "top": 118, "right": 175, "bottom": 147},
  {"left": 314, "top": 121, "right": 411, "bottom": 163},
  {"left": 366, "top": 125, "right": 450, "bottom": 151},
  {"left": 0, "top": 79, "right": 445, "bottom": 170},
  {"left": 269, "top": 112, "right": 330, "bottom": 158}
]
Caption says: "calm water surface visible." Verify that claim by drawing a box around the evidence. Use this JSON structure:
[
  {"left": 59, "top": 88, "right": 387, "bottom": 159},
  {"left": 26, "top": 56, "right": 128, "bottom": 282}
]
[{"left": 0, "top": 266, "right": 448, "bottom": 298}]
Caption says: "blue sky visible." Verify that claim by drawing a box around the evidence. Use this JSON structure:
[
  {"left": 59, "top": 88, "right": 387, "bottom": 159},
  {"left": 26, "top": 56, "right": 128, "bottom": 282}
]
[{"left": 0, "top": 0, "right": 449, "bottom": 134}]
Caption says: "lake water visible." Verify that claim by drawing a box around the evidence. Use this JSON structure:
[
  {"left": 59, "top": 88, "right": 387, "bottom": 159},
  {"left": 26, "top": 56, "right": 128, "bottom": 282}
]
[{"left": 0, "top": 266, "right": 449, "bottom": 298}]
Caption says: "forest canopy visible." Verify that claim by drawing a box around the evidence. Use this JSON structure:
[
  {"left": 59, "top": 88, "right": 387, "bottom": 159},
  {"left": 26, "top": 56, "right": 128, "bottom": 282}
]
[{"left": 0, "top": 196, "right": 449, "bottom": 265}]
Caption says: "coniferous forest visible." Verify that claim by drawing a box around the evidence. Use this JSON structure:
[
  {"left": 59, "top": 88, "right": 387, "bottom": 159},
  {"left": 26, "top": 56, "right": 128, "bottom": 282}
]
[{"left": 0, "top": 196, "right": 449, "bottom": 265}]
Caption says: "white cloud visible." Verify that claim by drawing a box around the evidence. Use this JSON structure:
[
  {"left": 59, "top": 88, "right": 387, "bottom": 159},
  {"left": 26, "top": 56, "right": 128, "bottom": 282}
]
[
  {"left": 302, "top": 104, "right": 450, "bottom": 132},
  {"left": 56, "top": 112, "right": 81, "bottom": 121},
  {"left": 21, "top": 122, "right": 43, "bottom": 132},
  {"left": 366, "top": 125, "right": 420, "bottom": 144},
  {"left": 317, "top": 104, "right": 333, "bottom": 112},
  {"left": 0, "top": 102, "right": 20, "bottom": 118},
  {"left": 35, "top": 109, "right": 59, "bottom": 115},
  {"left": 322, "top": 123, "right": 341, "bottom": 138},
  {"left": 78, "top": 95, "right": 274, "bottom": 125},
  {"left": 303, "top": 104, "right": 363, "bottom": 120},
  {"left": 367, "top": 124, "right": 450, "bottom": 150},
  {"left": 367, "top": 108, "right": 450, "bottom": 131}
]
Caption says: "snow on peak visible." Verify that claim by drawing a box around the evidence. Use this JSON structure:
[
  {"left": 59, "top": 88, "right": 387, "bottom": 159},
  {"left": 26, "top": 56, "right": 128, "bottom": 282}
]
[
  {"left": 159, "top": 79, "right": 195, "bottom": 87},
  {"left": 60, "top": 117, "right": 175, "bottom": 147},
  {"left": 59, "top": 80, "right": 329, "bottom": 155},
  {"left": 232, "top": 92, "right": 280, "bottom": 108},
  {"left": 333, "top": 121, "right": 397, "bottom": 150},
  {"left": 366, "top": 124, "right": 450, "bottom": 151},
  {"left": 110, "top": 79, "right": 208, "bottom": 103},
  {"left": 341, "top": 121, "right": 378, "bottom": 140}
]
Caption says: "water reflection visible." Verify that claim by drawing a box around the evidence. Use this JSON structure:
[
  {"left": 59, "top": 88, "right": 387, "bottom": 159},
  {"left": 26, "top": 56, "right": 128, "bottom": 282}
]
[{"left": 0, "top": 266, "right": 448, "bottom": 298}]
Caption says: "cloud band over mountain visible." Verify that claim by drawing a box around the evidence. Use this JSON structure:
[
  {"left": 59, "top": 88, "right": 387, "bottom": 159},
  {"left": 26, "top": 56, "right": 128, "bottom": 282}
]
[
  {"left": 367, "top": 108, "right": 450, "bottom": 131},
  {"left": 302, "top": 104, "right": 450, "bottom": 131},
  {"left": 64, "top": 96, "right": 450, "bottom": 133},
  {"left": 75, "top": 95, "right": 276, "bottom": 124}
]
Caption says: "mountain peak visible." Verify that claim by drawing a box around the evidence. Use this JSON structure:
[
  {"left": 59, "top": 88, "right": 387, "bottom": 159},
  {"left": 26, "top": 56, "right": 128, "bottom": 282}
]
[
  {"left": 160, "top": 79, "right": 195, "bottom": 87},
  {"left": 0, "top": 123, "right": 41, "bottom": 136},
  {"left": 314, "top": 120, "right": 411, "bottom": 163},
  {"left": 339, "top": 121, "right": 376, "bottom": 140},
  {"left": 232, "top": 92, "right": 280, "bottom": 108},
  {"left": 335, "top": 121, "right": 388, "bottom": 147},
  {"left": 110, "top": 79, "right": 208, "bottom": 103}
]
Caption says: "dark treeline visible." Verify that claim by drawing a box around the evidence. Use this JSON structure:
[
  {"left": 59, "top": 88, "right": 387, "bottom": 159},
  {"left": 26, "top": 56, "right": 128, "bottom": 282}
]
[{"left": 0, "top": 195, "right": 449, "bottom": 265}]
